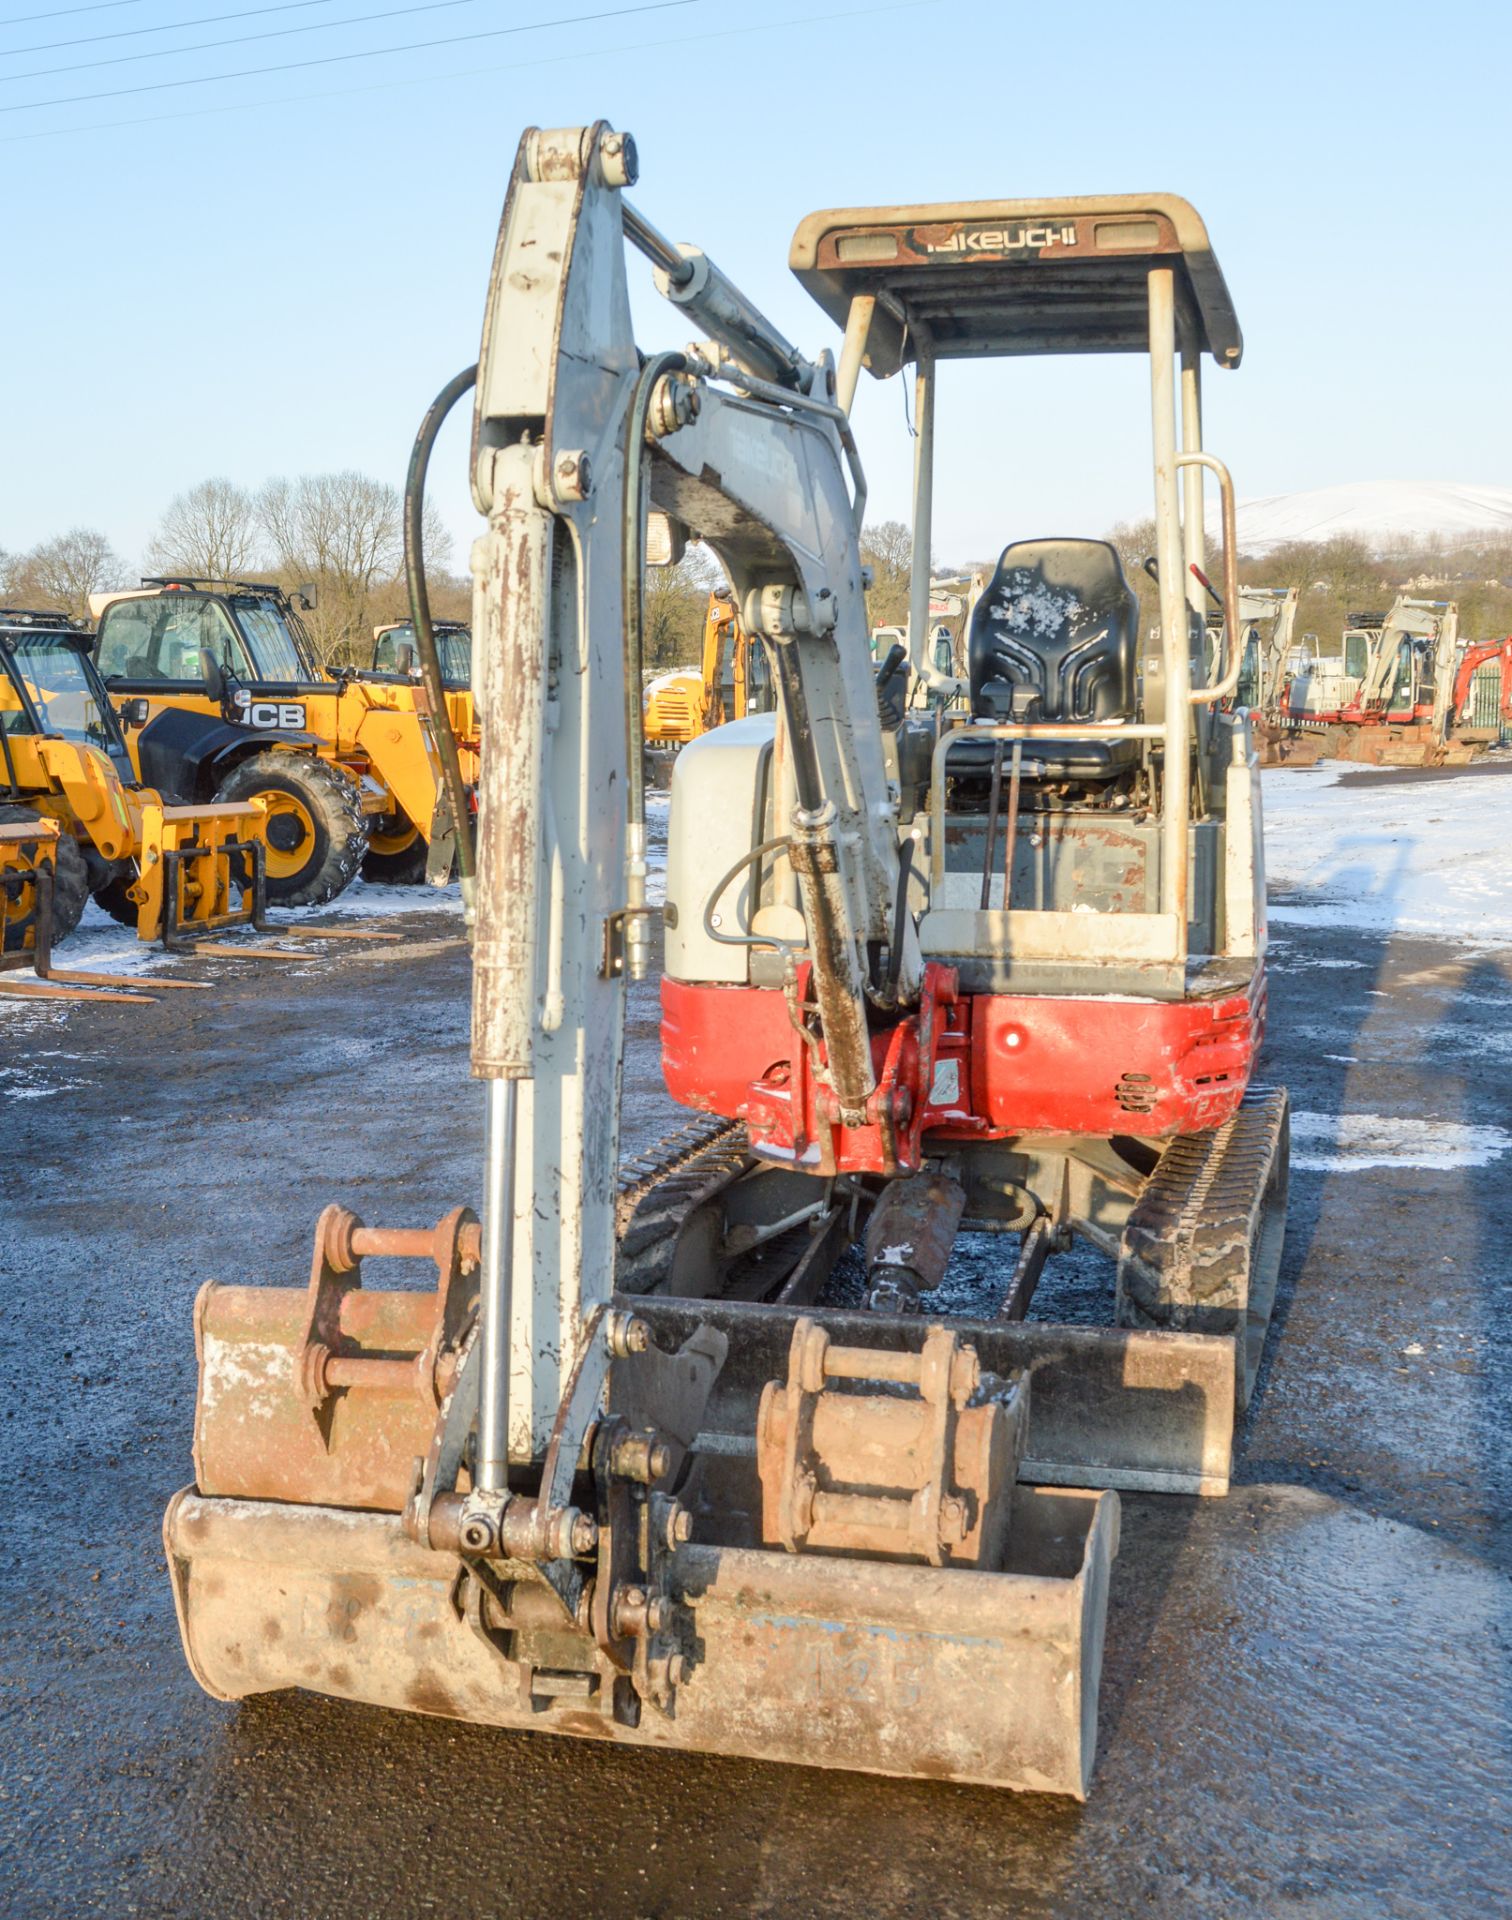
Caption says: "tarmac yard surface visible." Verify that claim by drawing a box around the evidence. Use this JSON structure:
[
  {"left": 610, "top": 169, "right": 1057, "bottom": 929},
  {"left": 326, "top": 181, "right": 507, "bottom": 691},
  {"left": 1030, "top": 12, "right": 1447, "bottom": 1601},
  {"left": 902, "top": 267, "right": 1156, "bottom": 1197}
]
[{"left": 3, "top": 872, "right": 1511, "bottom": 1916}]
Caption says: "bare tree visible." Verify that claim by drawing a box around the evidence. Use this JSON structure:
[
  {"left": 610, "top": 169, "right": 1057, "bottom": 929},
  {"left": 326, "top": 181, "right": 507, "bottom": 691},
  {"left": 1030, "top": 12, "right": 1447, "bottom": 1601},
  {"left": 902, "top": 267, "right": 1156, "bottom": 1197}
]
[
  {"left": 145, "top": 478, "right": 262, "bottom": 582},
  {"left": 860, "top": 518, "right": 915, "bottom": 628},
  {"left": 1106, "top": 517, "right": 1160, "bottom": 634},
  {"left": 6, "top": 528, "right": 128, "bottom": 619},
  {"left": 256, "top": 471, "right": 455, "bottom": 666},
  {"left": 643, "top": 547, "right": 718, "bottom": 672}
]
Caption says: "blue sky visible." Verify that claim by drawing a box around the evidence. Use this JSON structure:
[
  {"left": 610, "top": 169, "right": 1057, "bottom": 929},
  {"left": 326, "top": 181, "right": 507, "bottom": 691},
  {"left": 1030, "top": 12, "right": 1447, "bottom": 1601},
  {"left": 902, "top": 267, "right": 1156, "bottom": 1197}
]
[{"left": 4, "top": 0, "right": 1507, "bottom": 575}]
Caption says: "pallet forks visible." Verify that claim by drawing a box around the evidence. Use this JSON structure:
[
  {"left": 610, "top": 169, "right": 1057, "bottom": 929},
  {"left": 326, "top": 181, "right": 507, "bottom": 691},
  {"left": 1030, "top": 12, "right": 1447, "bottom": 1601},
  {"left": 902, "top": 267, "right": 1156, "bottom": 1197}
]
[{"left": 0, "top": 817, "right": 186, "bottom": 1003}]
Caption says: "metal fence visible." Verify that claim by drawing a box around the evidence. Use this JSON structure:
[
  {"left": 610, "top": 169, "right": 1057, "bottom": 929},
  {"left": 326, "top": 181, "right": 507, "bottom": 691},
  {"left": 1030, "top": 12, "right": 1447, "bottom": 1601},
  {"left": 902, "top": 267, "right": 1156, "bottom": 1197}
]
[{"left": 1469, "top": 661, "right": 1509, "bottom": 741}]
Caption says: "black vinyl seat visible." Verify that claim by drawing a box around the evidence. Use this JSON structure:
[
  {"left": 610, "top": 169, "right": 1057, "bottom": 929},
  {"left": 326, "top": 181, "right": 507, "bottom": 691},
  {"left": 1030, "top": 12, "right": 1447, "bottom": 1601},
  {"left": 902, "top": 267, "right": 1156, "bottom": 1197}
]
[{"left": 958, "top": 538, "right": 1140, "bottom": 782}]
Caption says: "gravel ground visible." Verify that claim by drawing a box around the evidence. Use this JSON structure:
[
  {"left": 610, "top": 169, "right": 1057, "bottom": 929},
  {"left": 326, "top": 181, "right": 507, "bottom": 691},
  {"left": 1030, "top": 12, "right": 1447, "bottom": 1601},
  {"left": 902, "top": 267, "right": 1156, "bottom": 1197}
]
[{"left": 1, "top": 864, "right": 1509, "bottom": 1918}]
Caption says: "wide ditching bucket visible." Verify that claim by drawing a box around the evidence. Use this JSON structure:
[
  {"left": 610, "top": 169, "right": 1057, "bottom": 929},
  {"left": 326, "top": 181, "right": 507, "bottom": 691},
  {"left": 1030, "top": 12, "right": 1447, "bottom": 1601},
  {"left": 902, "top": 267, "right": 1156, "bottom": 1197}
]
[{"left": 161, "top": 1207, "right": 1239, "bottom": 1797}]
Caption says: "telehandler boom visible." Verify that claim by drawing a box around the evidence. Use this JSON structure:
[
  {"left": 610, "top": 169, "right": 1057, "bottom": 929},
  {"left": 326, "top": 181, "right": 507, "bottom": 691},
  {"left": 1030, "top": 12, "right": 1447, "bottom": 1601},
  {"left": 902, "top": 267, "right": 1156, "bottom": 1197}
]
[{"left": 166, "top": 126, "right": 1287, "bottom": 1798}]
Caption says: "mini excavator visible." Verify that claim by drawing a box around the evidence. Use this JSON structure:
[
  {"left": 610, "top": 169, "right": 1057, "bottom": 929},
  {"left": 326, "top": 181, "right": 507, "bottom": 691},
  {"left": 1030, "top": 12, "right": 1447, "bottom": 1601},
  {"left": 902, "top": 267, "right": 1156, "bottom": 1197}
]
[{"left": 165, "top": 126, "right": 1289, "bottom": 1798}]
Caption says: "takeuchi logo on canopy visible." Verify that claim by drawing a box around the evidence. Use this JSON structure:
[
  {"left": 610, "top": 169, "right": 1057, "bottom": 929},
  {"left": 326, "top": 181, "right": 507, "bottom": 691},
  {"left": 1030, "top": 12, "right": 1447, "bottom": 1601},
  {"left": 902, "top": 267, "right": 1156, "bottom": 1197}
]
[{"left": 922, "top": 223, "right": 1079, "bottom": 254}]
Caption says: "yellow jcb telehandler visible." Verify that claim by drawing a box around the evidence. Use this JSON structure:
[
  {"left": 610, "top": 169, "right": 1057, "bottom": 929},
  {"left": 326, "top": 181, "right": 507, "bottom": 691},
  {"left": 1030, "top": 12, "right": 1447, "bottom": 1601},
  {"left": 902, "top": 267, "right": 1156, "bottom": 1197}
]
[
  {"left": 90, "top": 579, "right": 458, "bottom": 899},
  {"left": 362, "top": 619, "right": 479, "bottom": 783}
]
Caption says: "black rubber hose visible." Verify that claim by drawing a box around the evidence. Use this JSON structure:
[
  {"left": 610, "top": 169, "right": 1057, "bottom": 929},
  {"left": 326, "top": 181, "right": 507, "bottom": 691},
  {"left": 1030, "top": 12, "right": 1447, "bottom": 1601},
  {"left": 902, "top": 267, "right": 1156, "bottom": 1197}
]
[
  {"left": 885, "top": 834, "right": 916, "bottom": 1003},
  {"left": 405, "top": 363, "right": 478, "bottom": 889}
]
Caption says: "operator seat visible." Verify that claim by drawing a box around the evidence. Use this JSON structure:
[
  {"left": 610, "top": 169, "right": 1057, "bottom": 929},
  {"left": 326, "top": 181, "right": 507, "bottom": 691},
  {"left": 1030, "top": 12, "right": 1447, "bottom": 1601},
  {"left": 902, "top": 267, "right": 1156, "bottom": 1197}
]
[{"left": 966, "top": 538, "right": 1140, "bottom": 780}]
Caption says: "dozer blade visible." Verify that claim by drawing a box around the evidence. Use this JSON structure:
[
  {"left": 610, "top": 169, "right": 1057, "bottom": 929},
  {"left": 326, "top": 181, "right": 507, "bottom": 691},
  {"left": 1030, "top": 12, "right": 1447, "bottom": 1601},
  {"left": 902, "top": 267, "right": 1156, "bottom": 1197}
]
[{"left": 164, "top": 1483, "right": 1118, "bottom": 1798}]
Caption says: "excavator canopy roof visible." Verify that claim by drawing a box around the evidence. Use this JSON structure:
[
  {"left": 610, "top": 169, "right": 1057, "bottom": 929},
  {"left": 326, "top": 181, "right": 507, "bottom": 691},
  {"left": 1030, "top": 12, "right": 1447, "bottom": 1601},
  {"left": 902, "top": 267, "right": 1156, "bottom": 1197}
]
[{"left": 789, "top": 195, "right": 1241, "bottom": 377}]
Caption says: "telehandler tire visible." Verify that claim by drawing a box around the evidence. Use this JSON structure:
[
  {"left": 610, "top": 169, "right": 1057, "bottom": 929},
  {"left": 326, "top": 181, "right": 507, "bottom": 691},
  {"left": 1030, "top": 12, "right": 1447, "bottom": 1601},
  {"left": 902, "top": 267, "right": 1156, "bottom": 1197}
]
[
  {"left": 91, "top": 864, "right": 140, "bottom": 930},
  {"left": 0, "top": 804, "right": 89, "bottom": 951},
  {"left": 361, "top": 824, "right": 430, "bottom": 886},
  {"left": 215, "top": 753, "right": 367, "bottom": 907}
]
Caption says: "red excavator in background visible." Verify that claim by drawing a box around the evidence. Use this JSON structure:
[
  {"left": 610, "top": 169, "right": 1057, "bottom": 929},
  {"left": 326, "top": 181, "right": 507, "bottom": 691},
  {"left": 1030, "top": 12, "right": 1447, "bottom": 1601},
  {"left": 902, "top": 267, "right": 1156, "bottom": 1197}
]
[{"left": 1451, "top": 634, "right": 1512, "bottom": 745}]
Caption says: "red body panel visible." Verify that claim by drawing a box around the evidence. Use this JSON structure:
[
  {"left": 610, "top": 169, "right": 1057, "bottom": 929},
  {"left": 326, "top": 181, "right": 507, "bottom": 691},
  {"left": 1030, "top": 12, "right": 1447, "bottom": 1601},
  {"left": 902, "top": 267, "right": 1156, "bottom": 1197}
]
[
  {"left": 1452, "top": 636, "right": 1512, "bottom": 725},
  {"left": 1338, "top": 698, "right": 1433, "bottom": 728},
  {"left": 662, "top": 970, "right": 1265, "bottom": 1173}
]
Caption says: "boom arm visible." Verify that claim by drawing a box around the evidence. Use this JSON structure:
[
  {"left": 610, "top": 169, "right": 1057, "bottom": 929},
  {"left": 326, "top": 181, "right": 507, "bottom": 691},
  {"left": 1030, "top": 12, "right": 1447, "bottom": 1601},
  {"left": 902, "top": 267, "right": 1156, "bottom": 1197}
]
[{"left": 467, "top": 123, "right": 917, "bottom": 1461}]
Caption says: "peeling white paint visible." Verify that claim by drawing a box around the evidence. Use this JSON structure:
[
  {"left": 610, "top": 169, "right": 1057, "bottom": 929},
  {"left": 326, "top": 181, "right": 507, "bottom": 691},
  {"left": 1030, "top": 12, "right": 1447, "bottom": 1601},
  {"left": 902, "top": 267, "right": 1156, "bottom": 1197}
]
[{"left": 200, "top": 1338, "right": 295, "bottom": 1418}]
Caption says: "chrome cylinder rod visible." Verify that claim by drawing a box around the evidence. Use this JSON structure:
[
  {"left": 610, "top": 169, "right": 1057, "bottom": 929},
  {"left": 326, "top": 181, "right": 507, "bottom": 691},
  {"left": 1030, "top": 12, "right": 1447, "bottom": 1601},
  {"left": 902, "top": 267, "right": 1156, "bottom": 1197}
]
[
  {"left": 623, "top": 199, "right": 810, "bottom": 391},
  {"left": 476, "top": 1077, "right": 518, "bottom": 1493}
]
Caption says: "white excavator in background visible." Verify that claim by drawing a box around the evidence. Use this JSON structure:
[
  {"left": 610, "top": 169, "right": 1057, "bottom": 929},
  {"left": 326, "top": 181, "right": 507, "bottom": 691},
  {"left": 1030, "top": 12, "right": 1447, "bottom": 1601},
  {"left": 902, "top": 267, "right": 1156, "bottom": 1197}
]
[
  {"left": 165, "top": 124, "right": 1288, "bottom": 1798},
  {"left": 1281, "top": 594, "right": 1471, "bottom": 765}
]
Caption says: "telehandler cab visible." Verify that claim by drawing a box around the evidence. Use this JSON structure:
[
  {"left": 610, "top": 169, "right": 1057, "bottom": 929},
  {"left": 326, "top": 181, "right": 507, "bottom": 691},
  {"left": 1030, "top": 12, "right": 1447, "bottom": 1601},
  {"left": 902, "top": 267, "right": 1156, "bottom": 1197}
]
[
  {"left": 369, "top": 618, "right": 472, "bottom": 688},
  {"left": 0, "top": 608, "right": 268, "bottom": 964},
  {"left": 362, "top": 619, "right": 479, "bottom": 787},
  {"left": 91, "top": 578, "right": 456, "bottom": 896},
  {"left": 166, "top": 127, "right": 1288, "bottom": 1798}
]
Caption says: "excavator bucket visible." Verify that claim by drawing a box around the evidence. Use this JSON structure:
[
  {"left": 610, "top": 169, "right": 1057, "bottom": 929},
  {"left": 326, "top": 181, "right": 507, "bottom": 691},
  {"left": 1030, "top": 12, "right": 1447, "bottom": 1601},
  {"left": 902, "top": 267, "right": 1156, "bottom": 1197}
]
[
  {"left": 167, "top": 1484, "right": 1117, "bottom": 1796},
  {"left": 162, "top": 1198, "right": 1252, "bottom": 1794},
  {"left": 162, "top": 1212, "right": 1161, "bottom": 1796}
]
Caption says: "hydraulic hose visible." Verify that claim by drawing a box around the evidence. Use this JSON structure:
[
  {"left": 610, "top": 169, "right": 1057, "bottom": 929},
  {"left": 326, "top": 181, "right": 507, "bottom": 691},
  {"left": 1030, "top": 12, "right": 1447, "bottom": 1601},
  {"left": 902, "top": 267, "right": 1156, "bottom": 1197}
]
[
  {"left": 405, "top": 362, "right": 479, "bottom": 911},
  {"left": 621, "top": 350, "right": 687, "bottom": 979}
]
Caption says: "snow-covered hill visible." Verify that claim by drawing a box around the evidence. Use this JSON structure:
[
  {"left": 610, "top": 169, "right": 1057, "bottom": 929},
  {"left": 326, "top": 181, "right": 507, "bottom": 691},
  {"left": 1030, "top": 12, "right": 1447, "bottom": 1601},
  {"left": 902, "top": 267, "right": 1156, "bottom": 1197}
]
[{"left": 1238, "top": 481, "right": 1512, "bottom": 552}]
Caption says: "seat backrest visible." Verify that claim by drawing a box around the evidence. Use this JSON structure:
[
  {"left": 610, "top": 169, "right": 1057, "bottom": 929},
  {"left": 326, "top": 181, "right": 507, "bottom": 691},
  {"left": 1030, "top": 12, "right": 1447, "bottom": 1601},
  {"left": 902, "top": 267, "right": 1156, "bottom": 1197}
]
[{"left": 968, "top": 538, "right": 1138, "bottom": 725}]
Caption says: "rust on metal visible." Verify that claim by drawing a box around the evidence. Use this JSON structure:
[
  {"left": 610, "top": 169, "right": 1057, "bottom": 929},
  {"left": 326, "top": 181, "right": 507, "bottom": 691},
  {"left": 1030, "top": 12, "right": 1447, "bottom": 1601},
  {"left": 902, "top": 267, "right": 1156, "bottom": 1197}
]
[
  {"left": 164, "top": 1481, "right": 1119, "bottom": 1797},
  {"left": 864, "top": 1169, "right": 967, "bottom": 1310},
  {"left": 193, "top": 1205, "right": 480, "bottom": 1511},
  {"left": 756, "top": 1318, "right": 1025, "bottom": 1567}
]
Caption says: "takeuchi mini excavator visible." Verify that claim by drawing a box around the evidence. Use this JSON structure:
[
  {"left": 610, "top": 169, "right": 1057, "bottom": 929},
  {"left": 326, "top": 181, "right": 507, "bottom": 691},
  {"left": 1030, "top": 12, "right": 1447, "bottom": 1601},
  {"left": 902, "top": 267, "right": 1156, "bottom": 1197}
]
[
  {"left": 1215, "top": 585, "right": 1299, "bottom": 715},
  {"left": 165, "top": 128, "right": 1289, "bottom": 1798},
  {"left": 1450, "top": 633, "right": 1512, "bottom": 744}
]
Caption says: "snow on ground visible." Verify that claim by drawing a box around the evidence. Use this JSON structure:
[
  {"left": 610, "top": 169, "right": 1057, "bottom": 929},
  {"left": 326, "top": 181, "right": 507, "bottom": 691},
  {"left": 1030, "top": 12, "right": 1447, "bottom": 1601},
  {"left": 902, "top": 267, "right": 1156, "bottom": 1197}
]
[
  {"left": 1262, "top": 762, "right": 1512, "bottom": 944},
  {"left": 3, "top": 811, "right": 656, "bottom": 1025},
  {"left": 0, "top": 877, "right": 464, "bottom": 1026},
  {"left": 1290, "top": 1110, "right": 1511, "bottom": 1172},
  {"left": 646, "top": 790, "right": 669, "bottom": 906}
]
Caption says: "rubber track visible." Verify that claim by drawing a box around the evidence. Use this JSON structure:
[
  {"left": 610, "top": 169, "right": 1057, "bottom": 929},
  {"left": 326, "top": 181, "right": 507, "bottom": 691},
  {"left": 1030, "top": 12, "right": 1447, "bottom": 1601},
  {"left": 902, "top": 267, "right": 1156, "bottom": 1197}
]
[
  {"left": 1117, "top": 1084, "right": 1289, "bottom": 1333},
  {"left": 615, "top": 1115, "right": 749, "bottom": 1293}
]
